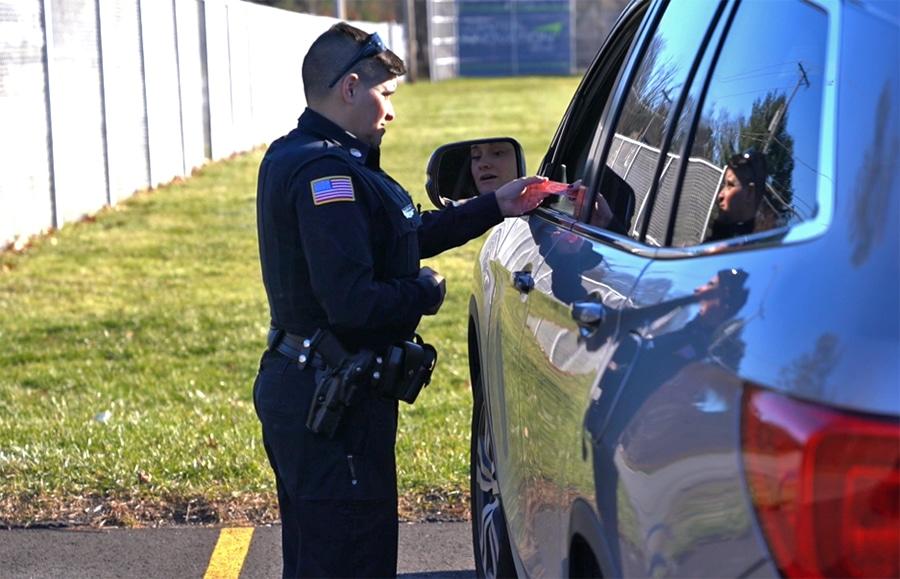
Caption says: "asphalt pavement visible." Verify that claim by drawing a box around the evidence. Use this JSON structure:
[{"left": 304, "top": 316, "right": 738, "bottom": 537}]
[{"left": 0, "top": 522, "right": 475, "bottom": 578}]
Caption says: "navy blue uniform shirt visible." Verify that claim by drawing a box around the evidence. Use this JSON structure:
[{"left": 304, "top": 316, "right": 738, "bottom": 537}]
[{"left": 257, "top": 109, "right": 503, "bottom": 351}]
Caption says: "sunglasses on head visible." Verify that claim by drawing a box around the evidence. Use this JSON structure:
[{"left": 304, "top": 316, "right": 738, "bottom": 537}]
[
  {"left": 729, "top": 150, "right": 760, "bottom": 165},
  {"left": 328, "top": 33, "right": 388, "bottom": 88},
  {"left": 728, "top": 150, "right": 765, "bottom": 186}
]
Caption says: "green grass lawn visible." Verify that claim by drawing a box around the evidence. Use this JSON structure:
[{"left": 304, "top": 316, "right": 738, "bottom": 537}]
[{"left": 0, "top": 76, "right": 579, "bottom": 526}]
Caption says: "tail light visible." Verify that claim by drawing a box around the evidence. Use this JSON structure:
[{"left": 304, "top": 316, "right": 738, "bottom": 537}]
[{"left": 742, "top": 386, "right": 900, "bottom": 578}]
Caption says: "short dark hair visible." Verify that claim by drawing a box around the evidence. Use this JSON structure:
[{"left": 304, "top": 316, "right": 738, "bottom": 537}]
[{"left": 302, "top": 22, "right": 406, "bottom": 102}]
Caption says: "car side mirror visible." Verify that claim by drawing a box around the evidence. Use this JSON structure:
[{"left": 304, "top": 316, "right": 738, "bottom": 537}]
[{"left": 425, "top": 138, "right": 526, "bottom": 209}]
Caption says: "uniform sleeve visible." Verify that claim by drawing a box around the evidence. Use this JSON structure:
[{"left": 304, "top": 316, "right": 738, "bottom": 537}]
[
  {"left": 292, "top": 158, "right": 442, "bottom": 331},
  {"left": 417, "top": 192, "right": 504, "bottom": 259}
]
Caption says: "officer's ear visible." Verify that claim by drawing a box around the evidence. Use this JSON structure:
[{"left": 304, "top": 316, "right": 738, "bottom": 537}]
[{"left": 340, "top": 74, "right": 361, "bottom": 103}]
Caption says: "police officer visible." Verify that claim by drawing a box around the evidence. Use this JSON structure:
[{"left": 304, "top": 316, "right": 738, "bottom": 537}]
[{"left": 254, "top": 22, "right": 549, "bottom": 578}]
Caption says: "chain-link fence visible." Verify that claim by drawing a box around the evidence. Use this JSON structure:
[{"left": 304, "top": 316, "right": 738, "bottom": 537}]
[{"left": 0, "top": 0, "right": 405, "bottom": 247}]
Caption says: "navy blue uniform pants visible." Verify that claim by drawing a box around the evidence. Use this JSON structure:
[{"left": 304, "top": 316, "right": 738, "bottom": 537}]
[{"left": 253, "top": 350, "right": 399, "bottom": 578}]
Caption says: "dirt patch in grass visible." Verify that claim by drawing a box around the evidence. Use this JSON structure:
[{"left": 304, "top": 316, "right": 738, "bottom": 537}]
[
  {"left": 0, "top": 489, "right": 470, "bottom": 529},
  {"left": 399, "top": 487, "right": 469, "bottom": 523}
]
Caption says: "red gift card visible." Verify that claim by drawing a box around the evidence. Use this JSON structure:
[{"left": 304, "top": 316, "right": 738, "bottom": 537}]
[{"left": 525, "top": 180, "right": 570, "bottom": 196}]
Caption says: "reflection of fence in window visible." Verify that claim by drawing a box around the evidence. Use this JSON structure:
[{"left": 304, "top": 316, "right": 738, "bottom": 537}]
[
  {"left": 605, "top": 134, "right": 724, "bottom": 246},
  {"left": 673, "top": 158, "right": 724, "bottom": 246},
  {"left": 621, "top": 143, "right": 658, "bottom": 235},
  {"left": 605, "top": 134, "right": 661, "bottom": 239},
  {"left": 645, "top": 154, "right": 680, "bottom": 246}
]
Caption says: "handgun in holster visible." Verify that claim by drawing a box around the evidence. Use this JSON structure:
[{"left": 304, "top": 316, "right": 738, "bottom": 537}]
[{"left": 305, "top": 330, "right": 382, "bottom": 438}]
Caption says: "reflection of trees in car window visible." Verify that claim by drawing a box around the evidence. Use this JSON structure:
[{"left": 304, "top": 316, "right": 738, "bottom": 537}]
[
  {"left": 596, "top": 0, "right": 721, "bottom": 239},
  {"left": 671, "top": 0, "right": 828, "bottom": 246},
  {"left": 693, "top": 91, "right": 799, "bottom": 231},
  {"left": 617, "top": 36, "right": 680, "bottom": 145}
]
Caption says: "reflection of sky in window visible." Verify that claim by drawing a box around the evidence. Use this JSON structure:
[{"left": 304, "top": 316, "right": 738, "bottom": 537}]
[
  {"left": 643, "top": 1, "right": 721, "bottom": 106},
  {"left": 656, "top": 1, "right": 720, "bottom": 67},
  {"left": 701, "top": 0, "right": 828, "bottom": 215}
]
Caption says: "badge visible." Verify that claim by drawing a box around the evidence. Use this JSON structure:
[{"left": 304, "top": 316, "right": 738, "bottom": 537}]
[
  {"left": 349, "top": 148, "right": 362, "bottom": 158},
  {"left": 402, "top": 204, "right": 416, "bottom": 219},
  {"left": 310, "top": 176, "right": 355, "bottom": 205}
]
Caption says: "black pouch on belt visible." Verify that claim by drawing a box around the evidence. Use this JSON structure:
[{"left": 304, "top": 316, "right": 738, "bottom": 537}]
[{"left": 379, "top": 334, "right": 437, "bottom": 404}]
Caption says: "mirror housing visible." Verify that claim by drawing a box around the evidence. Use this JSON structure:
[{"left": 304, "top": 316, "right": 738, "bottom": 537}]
[{"left": 425, "top": 138, "right": 525, "bottom": 209}]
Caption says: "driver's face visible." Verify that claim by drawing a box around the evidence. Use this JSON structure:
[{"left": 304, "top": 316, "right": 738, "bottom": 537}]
[{"left": 470, "top": 142, "right": 518, "bottom": 194}]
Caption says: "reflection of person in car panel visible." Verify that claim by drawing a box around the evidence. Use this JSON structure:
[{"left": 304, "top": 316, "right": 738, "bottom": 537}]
[
  {"left": 708, "top": 151, "right": 768, "bottom": 241},
  {"left": 584, "top": 268, "right": 750, "bottom": 574}
]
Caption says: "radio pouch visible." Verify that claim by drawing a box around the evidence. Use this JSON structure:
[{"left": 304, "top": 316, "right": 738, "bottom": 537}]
[{"left": 379, "top": 334, "right": 437, "bottom": 404}]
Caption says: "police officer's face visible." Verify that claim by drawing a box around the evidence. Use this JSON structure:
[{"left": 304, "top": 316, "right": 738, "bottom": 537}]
[{"left": 348, "top": 77, "right": 397, "bottom": 148}]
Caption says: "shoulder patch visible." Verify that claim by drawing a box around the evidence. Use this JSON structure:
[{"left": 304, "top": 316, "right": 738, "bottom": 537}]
[{"left": 310, "top": 176, "right": 355, "bottom": 205}]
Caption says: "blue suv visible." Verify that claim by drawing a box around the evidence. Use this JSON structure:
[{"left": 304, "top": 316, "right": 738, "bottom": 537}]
[{"left": 426, "top": 0, "right": 899, "bottom": 577}]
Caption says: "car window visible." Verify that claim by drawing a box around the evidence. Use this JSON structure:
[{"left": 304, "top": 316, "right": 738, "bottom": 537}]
[
  {"left": 589, "top": 0, "right": 723, "bottom": 242},
  {"left": 668, "top": 0, "right": 828, "bottom": 247},
  {"left": 541, "top": 4, "right": 646, "bottom": 218}
]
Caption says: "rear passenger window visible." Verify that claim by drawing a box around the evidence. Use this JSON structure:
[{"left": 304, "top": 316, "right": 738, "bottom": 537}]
[
  {"left": 670, "top": 0, "right": 828, "bottom": 247},
  {"left": 590, "top": 1, "right": 722, "bottom": 240}
]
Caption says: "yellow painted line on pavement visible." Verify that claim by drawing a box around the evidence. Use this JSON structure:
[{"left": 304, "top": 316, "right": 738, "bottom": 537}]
[{"left": 204, "top": 527, "right": 254, "bottom": 579}]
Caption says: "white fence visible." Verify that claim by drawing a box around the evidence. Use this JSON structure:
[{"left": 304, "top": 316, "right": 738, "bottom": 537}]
[{"left": 0, "top": 0, "right": 406, "bottom": 247}]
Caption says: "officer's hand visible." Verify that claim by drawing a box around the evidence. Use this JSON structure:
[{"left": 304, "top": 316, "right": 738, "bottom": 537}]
[
  {"left": 419, "top": 266, "right": 446, "bottom": 315},
  {"left": 495, "top": 176, "right": 550, "bottom": 217}
]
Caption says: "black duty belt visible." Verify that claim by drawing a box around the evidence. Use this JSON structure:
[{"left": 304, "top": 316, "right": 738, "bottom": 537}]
[{"left": 267, "top": 327, "right": 351, "bottom": 371}]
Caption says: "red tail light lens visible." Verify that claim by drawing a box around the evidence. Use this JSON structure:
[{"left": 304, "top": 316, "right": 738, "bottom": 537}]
[{"left": 742, "top": 386, "right": 900, "bottom": 578}]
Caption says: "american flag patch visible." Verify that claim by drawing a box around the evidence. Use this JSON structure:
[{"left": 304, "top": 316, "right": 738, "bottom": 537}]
[{"left": 310, "top": 176, "right": 355, "bottom": 206}]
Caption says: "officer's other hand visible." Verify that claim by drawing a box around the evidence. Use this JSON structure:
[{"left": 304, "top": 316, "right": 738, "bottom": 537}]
[
  {"left": 495, "top": 176, "right": 550, "bottom": 217},
  {"left": 419, "top": 266, "right": 446, "bottom": 315}
]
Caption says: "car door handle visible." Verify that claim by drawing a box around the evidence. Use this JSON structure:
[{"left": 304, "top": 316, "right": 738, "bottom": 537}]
[
  {"left": 572, "top": 300, "right": 606, "bottom": 336},
  {"left": 512, "top": 270, "right": 534, "bottom": 294}
]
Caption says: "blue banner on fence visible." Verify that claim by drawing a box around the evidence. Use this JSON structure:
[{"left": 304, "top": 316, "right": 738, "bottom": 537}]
[{"left": 458, "top": 0, "right": 571, "bottom": 77}]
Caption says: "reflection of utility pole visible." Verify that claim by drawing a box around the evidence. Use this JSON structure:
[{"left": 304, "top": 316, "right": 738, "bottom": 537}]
[
  {"left": 637, "top": 87, "right": 673, "bottom": 142},
  {"left": 764, "top": 62, "right": 809, "bottom": 154}
]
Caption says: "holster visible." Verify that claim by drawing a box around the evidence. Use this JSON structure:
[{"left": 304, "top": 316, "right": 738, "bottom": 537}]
[
  {"left": 301, "top": 330, "right": 438, "bottom": 437},
  {"left": 304, "top": 330, "right": 381, "bottom": 438}
]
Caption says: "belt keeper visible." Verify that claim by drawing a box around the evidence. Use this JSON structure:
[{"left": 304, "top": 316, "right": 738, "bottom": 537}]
[{"left": 297, "top": 337, "right": 314, "bottom": 370}]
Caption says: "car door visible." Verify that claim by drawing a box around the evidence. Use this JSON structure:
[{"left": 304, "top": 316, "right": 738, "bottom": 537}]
[
  {"left": 480, "top": 209, "right": 563, "bottom": 550},
  {"left": 502, "top": 5, "right": 651, "bottom": 575},
  {"left": 595, "top": 0, "right": 836, "bottom": 576},
  {"left": 502, "top": 3, "right": 721, "bottom": 577}
]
